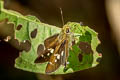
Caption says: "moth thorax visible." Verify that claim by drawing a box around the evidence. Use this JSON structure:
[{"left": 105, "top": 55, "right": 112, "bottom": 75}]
[{"left": 62, "top": 25, "right": 70, "bottom": 33}]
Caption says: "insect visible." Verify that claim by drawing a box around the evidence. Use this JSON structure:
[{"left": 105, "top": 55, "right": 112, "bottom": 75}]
[
  {"left": 35, "top": 8, "right": 76, "bottom": 73},
  {"left": 35, "top": 25, "right": 75, "bottom": 73}
]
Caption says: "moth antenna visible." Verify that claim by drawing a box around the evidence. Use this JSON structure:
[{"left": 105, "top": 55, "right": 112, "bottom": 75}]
[{"left": 60, "top": 7, "right": 64, "bottom": 26}]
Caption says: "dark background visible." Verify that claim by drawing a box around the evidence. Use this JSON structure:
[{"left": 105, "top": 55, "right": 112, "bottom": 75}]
[{"left": 0, "top": 0, "right": 120, "bottom": 80}]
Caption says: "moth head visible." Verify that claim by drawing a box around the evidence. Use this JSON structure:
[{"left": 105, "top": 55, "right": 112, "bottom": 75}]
[{"left": 63, "top": 25, "right": 70, "bottom": 34}]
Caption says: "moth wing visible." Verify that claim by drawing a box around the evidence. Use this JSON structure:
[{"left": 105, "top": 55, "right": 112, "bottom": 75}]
[
  {"left": 35, "top": 34, "right": 59, "bottom": 63},
  {"left": 64, "top": 40, "right": 69, "bottom": 66},
  {"left": 35, "top": 49, "right": 52, "bottom": 63},
  {"left": 45, "top": 40, "right": 66, "bottom": 73},
  {"left": 44, "top": 34, "right": 59, "bottom": 49},
  {"left": 45, "top": 53, "right": 61, "bottom": 73}
]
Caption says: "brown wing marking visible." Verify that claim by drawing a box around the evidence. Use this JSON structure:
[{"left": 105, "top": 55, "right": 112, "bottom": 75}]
[
  {"left": 64, "top": 40, "right": 69, "bottom": 66},
  {"left": 44, "top": 34, "right": 59, "bottom": 49},
  {"left": 35, "top": 34, "right": 59, "bottom": 63},
  {"left": 45, "top": 40, "right": 66, "bottom": 73},
  {"left": 35, "top": 49, "right": 52, "bottom": 63}
]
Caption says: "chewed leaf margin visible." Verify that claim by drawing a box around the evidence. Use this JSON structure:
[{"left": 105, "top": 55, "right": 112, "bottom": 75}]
[{"left": 0, "top": 1, "right": 61, "bottom": 74}]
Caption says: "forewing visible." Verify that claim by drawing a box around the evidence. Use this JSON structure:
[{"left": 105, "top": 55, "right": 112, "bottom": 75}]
[
  {"left": 45, "top": 40, "right": 66, "bottom": 73},
  {"left": 64, "top": 40, "right": 69, "bottom": 66},
  {"left": 44, "top": 34, "right": 59, "bottom": 49},
  {"left": 35, "top": 34, "right": 59, "bottom": 63},
  {"left": 35, "top": 49, "right": 52, "bottom": 63},
  {"left": 61, "top": 40, "right": 69, "bottom": 66}
]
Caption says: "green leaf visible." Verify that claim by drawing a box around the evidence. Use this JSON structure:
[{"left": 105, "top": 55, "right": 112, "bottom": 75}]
[
  {"left": 0, "top": 1, "right": 61, "bottom": 73},
  {"left": 64, "top": 22, "right": 101, "bottom": 72},
  {"left": 0, "top": 1, "right": 102, "bottom": 74}
]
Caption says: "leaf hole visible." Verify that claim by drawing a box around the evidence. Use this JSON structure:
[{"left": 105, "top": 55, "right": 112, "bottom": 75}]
[
  {"left": 78, "top": 53, "right": 83, "bottom": 62},
  {"left": 35, "top": 44, "right": 52, "bottom": 63},
  {"left": 16, "top": 24, "right": 22, "bottom": 30},
  {"left": 20, "top": 40, "right": 31, "bottom": 52},
  {"left": 96, "top": 57, "right": 102, "bottom": 63},
  {"left": 72, "top": 40, "right": 75, "bottom": 46},
  {"left": 10, "top": 39, "right": 31, "bottom": 52},
  {"left": 37, "top": 44, "right": 44, "bottom": 56},
  {"left": 79, "top": 42, "right": 93, "bottom": 54},
  {"left": 31, "top": 28, "right": 37, "bottom": 38}
]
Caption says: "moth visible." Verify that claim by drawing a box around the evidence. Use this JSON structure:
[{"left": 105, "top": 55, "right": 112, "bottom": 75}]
[{"left": 35, "top": 25, "right": 75, "bottom": 73}]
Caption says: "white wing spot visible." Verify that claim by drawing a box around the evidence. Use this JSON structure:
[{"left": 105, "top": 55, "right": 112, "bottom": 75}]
[
  {"left": 50, "top": 49, "right": 54, "bottom": 53},
  {"left": 48, "top": 48, "right": 54, "bottom": 53},
  {"left": 47, "top": 53, "right": 50, "bottom": 56},
  {"left": 55, "top": 59, "right": 57, "bottom": 62},
  {"left": 61, "top": 51, "right": 64, "bottom": 56},
  {"left": 57, "top": 54, "right": 60, "bottom": 59}
]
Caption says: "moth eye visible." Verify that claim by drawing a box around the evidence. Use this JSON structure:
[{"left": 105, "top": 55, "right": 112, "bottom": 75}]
[{"left": 66, "top": 28, "right": 70, "bottom": 33}]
